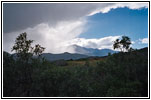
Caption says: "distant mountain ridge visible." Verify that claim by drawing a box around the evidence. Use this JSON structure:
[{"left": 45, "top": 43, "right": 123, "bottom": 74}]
[
  {"left": 72, "top": 45, "right": 117, "bottom": 56},
  {"left": 3, "top": 47, "right": 148, "bottom": 61},
  {"left": 41, "top": 52, "right": 88, "bottom": 61},
  {"left": 3, "top": 45, "right": 117, "bottom": 61},
  {"left": 40, "top": 45, "right": 117, "bottom": 61}
]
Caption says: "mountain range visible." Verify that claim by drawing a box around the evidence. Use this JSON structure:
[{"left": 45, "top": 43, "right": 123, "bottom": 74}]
[
  {"left": 72, "top": 45, "right": 117, "bottom": 56},
  {"left": 41, "top": 52, "right": 88, "bottom": 61},
  {"left": 40, "top": 45, "right": 117, "bottom": 61},
  {"left": 4, "top": 45, "right": 117, "bottom": 61}
]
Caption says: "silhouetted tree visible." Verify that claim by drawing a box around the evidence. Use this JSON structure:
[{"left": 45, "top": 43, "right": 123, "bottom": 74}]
[
  {"left": 113, "top": 39, "right": 121, "bottom": 51},
  {"left": 11, "top": 32, "right": 45, "bottom": 96},
  {"left": 12, "top": 32, "right": 45, "bottom": 59},
  {"left": 113, "top": 36, "right": 132, "bottom": 52}
]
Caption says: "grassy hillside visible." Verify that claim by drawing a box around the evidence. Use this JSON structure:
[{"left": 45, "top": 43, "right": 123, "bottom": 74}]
[{"left": 3, "top": 47, "right": 148, "bottom": 97}]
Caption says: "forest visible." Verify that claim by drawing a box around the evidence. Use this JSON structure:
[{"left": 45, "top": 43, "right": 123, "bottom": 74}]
[{"left": 3, "top": 33, "right": 148, "bottom": 97}]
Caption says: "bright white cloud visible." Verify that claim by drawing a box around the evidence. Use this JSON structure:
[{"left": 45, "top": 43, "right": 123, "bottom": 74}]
[
  {"left": 65, "top": 36, "right": 120, "bottom": 50},
  {"left": 131, "top": 41, "right": 135, "bottom": 44},
  {"left": 4, "top": 20, "right": 86, "bottom": 53},
  {"left": 88, "top": 3, "right": 148, "bottom": 15},
  {"left": 139, "top": 38, "right": 148, "bottom": 44}
]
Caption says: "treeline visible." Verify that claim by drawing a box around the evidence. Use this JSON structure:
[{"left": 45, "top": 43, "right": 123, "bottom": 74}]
[{"left": 3, "top": 47, "right": 148, "bottom": 97}]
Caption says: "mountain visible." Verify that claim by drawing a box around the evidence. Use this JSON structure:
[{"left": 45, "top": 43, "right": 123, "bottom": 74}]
[
  {"left": 41, "top": 45, "right": 117, "bottom": 61},
  {"left": 3, "top": 47, "right": 147, "bottom": 61},
  {"left": 72, "top": 45, "right": 117, "bottom": 56},
  {"left": 3, "top": 45, "right": 117, "bottom": 61},
  {"left": 41, "top": 52, "right": 88, "bottom": 61},
  {"left": 3, "top": 51, "right": 88, "bottom": 61}
]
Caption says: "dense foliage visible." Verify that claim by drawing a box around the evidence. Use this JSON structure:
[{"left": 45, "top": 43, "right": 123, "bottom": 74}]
[
  {"left": 113, "top": 36, "right": 132, "bottom": 52},
  {"left": 3, "top": 47, "right": 148, "bottom": 97}
]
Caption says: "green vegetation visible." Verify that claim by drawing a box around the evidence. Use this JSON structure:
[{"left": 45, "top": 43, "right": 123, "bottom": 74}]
[
  {"left": 113, "top": 36, "right": 132, "bottom": 52},
  {"left": 3, "top": 33, "right": 148, "bottom": 97}
]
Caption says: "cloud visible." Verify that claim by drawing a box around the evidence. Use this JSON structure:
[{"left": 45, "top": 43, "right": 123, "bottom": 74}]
[
  {"left": 131, "top": 41, "right": 135, "bottom": 44},
  {"left": 3, "top": 3, "right": 148, "bottom": 53},
  {"left": 139, "top": 38, "right": 148, "bottom": 44},
  {"left": 65, "top": 36, "right": 120, "bottom": 50},
  {"left": 3, "top": 3, "right": 148, "bottom": 33},
  {"left": 4, "top": 20, "right": 86, "bottom": 53},
  {"left": 3, "top": 3, "right": 113, "bottom": 33},
  {"left": 88, "top": 3, "right": 148, "bottom": 15}
]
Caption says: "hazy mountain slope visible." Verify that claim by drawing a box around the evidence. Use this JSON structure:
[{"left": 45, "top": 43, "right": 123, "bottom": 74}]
[
  {"left": 72, "top": 45, "right": 117, "bottom": 56},
  {"left": 41, "top": 45, "right": 117, "bottom": 61}
]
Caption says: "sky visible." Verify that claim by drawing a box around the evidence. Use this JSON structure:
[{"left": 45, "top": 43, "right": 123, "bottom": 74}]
[{"left": 3, "top": 2, "right": 148, "bottom": 54}]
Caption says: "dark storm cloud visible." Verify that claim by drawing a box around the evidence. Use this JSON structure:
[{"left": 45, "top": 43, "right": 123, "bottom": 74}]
[{"left": 3, "top": 3, "right": 114, "bottom": 33}]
